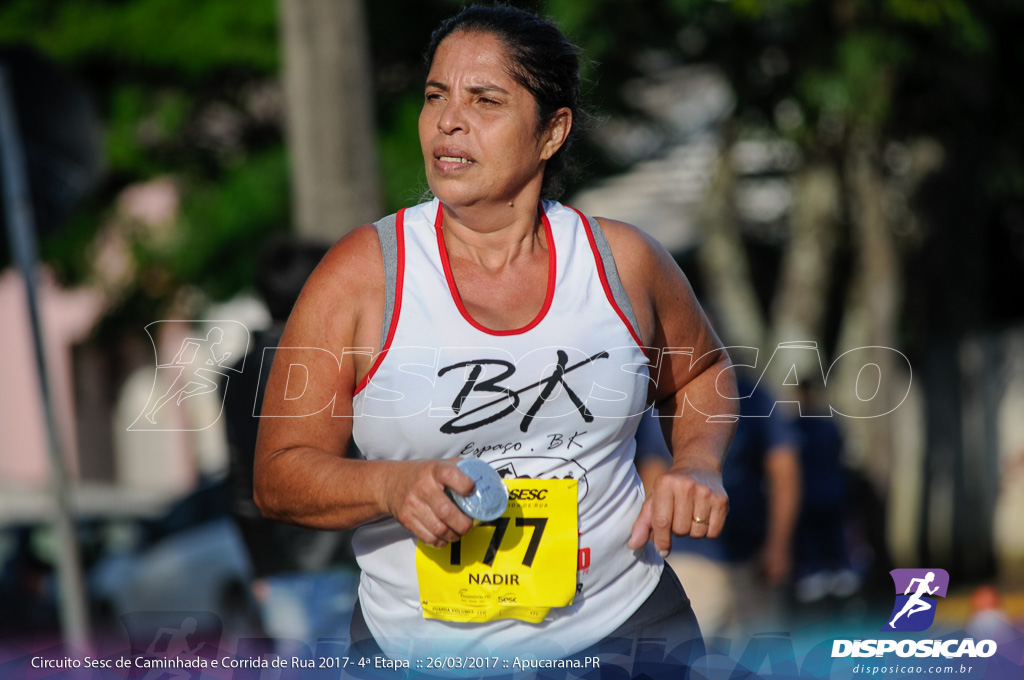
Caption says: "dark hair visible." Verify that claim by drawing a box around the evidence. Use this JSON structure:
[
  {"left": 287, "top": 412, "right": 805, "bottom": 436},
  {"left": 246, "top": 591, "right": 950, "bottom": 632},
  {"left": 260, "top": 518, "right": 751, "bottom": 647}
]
[
  {"left": 256, "top": 236, "right": 329, "bottom": 321},
  {"left": 425, "top": 4, "right": 589, "bottom": 198}
]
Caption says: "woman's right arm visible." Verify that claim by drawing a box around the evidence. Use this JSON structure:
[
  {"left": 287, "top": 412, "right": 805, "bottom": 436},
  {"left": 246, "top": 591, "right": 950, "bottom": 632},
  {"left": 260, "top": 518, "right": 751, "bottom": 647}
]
[{"left": 253, "top": 225, "right": 474, "bottom": 547}]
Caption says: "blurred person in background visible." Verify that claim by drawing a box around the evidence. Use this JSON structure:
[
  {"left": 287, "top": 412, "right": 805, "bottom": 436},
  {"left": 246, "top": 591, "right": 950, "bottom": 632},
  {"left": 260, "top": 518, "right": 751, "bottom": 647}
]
[
  {"left": 637, "top": 367, "right": 800, "bottom": 637},
  {"left": 221, "top": 236, "right": 359, "bottom": 646},
  {"left": 0, "top": 528, "right": 58, "bottom": 639},
  {"left": 790, "top": 378, "right": 859, "bottom": 605}
]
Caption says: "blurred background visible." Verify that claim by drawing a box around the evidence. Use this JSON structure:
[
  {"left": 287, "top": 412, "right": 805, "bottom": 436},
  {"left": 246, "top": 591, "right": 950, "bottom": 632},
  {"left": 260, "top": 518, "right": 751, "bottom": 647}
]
[{"left": 1, "top": 0, "right": 1023, "bottom": 655}]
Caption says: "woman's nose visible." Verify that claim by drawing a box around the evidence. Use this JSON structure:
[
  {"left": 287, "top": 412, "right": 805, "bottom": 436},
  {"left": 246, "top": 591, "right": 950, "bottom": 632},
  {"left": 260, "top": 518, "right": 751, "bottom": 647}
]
[{"left": 438, "top": 99, "right": 467, "bottom": 135}]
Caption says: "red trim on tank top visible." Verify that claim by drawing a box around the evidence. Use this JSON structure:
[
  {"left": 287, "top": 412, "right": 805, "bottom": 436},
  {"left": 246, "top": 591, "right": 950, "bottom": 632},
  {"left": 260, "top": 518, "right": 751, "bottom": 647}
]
[
  {"left": 570, "top": 206, "right": 647, "bottom": 351},
  {"left": 354, "top": 208, "right": 406, "bottom": 395},
  {"left": 434, "top": 202, "right": 556, "bottom": 336}
]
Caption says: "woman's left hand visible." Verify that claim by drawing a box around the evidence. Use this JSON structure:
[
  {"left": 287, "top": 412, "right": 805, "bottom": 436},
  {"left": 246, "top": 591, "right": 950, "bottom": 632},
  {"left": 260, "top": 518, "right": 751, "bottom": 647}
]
[
  {"left": 594, "top": 215, "right": 736, "bottom": 557},
  {"left": 627, "top": 465, "right": 729, "bottom": 556}
]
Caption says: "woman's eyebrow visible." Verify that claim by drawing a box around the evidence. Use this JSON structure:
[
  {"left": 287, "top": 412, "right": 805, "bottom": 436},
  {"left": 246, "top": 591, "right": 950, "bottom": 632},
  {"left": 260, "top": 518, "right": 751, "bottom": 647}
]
[
  {"left": 467, "top": 84, "right": 510, "bottom": 96},
  {"left": 425, "top": 80, "right": 510, "bottom": 96}
]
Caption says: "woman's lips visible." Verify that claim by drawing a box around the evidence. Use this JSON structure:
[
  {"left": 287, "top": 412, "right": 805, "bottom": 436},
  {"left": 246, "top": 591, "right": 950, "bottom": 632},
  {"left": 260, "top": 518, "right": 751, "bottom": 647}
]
[{"left": 434, "top": 148, "right": 475, "bottom": 172}]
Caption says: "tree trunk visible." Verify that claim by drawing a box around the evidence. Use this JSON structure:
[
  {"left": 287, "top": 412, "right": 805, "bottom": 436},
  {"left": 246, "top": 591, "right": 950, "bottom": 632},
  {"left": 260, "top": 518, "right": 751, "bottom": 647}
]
[
  {"left": 697, "top": 147, "right": 766, "bottom": 350},
  {"left": 832, "top": 132, "right": 901, "bottom": 489},
  {"left": 769, "top": 163, "right": 841, "bottom": 370},
  {"left": 278, "top": 0, "right": 382, "bottom": 242}
]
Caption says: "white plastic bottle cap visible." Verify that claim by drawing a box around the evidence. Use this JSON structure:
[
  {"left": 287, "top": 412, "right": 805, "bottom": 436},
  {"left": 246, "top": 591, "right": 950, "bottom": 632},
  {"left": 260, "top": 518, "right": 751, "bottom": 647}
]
[{"left": 448, "top": 457, "right": 509, "bottom": 521}]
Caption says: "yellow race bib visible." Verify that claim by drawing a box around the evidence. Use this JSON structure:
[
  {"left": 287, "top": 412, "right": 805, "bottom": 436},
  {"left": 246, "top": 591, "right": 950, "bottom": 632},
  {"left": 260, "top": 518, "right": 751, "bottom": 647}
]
[{"left": 416, "top": 478, "right": 578, "bottom": 623}]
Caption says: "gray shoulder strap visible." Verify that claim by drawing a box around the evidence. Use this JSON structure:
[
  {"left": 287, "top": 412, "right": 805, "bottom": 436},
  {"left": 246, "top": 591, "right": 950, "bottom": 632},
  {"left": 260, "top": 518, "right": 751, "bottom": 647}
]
[
  {"left": 372, "top": 213, "right": 399, "bottom": 351},
  {"left": 586, "top": 215, "right": 642, "bottom": 341}
]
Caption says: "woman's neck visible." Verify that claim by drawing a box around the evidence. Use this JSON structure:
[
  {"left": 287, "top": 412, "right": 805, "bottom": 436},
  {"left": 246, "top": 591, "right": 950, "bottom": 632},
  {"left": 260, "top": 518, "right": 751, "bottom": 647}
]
[{"left": 439, "top": 197, "right": 547, "bottom": 271}]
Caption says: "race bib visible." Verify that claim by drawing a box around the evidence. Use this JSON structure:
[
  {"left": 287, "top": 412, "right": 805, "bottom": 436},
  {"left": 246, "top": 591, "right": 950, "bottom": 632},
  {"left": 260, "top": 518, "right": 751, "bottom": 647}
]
[{"left": 416, "top": 478, "right": 578, "bottom": 623}]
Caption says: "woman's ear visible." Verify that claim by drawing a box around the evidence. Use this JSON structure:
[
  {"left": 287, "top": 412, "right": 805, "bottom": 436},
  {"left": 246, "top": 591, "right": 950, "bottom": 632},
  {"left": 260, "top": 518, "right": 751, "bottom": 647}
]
[{"left": 540, "top": 108, "right": 573, "bottom": 161}]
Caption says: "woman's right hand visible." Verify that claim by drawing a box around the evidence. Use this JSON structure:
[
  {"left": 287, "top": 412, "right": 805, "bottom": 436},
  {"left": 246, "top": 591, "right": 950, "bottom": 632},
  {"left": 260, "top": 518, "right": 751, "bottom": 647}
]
[
  {"left": 381, "top": 459, "right": 477, "bottom": 547},
  {"left": 255, "top": 226, "right": 479, "bottom": 536}
]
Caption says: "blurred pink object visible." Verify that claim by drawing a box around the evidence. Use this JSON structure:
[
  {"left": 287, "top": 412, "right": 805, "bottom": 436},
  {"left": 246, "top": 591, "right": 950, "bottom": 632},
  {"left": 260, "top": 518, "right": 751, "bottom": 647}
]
[
  {"left": 0, "top": 268, "right": 103, "bottom": 486},
  {"left": 966, "top": 585, "right": 1019, "bottom": 647},
  {"left": 116, "top": 176, "right": 179, "bottom": 233}
]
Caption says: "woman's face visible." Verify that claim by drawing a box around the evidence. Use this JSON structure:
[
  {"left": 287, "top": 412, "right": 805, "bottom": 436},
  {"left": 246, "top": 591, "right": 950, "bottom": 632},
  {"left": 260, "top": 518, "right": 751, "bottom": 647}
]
[{"left": 419, "top": 31, "right": 569, "bottom": 210}]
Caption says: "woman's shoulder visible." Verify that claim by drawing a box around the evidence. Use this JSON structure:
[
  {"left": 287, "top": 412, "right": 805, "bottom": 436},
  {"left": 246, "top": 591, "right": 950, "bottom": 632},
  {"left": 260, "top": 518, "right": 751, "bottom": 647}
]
[
  {"left": 285, "top": 223, "right": 385, "bottom": 348},
  {"left": 312, "top": 223, "right": 384, "bottom": 295},
  {"left": 551, "top": 202, "right": 664, "bottom": 270},
  {"left": 590, "top": 216, "right": 675, "bottom": 287},
  {"left": 586, "top": 215, "right": 699, "bottom": 347}
]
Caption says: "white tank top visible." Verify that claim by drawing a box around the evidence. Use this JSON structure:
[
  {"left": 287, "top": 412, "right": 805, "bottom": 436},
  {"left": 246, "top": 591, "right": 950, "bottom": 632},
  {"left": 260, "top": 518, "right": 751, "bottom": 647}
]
[{"left": 350, "top": 199, "right": 662, "bottom": 658}]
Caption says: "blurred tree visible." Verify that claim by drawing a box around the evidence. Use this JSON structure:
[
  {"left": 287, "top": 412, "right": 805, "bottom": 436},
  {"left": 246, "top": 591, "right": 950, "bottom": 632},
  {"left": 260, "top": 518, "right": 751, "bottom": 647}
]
[
  {"left": 571, "top": 0, "right": 1024, "bottom": 578},
  {"left": 278, "top": 0, "right": 381, "bottom": 241},
  {"left": 0, "top": 0, "right": 287, "bottom": 325},
  {"left": 404, "top": 0, "right": 1022, "bottom": 578},
  {"left": 0, "top": 0, "right": 290, "bottom": 493}
]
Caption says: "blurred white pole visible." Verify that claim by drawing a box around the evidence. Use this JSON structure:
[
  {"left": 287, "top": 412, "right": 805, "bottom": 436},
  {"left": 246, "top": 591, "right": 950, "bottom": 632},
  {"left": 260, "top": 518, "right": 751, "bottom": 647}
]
[{"left": 0, "top": 67, "right": 91, "bottom": 650}]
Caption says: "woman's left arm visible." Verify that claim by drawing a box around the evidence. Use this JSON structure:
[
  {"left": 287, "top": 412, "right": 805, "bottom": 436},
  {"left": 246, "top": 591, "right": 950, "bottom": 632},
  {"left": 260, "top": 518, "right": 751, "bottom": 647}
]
[{"left": 596, "top": 218, "right": 737, "bottom": 556}]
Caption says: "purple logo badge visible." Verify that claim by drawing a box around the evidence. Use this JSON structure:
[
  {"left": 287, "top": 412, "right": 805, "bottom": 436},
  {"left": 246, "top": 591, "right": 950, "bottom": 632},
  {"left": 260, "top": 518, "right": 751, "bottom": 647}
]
[{"left": 883, "top": 568, "right": 950, "bottom": 632}]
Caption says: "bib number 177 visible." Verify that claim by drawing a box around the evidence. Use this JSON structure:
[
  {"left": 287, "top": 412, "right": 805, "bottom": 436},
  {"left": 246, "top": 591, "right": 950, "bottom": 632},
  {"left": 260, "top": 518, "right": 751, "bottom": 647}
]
[{"left": 449, "top": 517, "right": 547, "bottom": 567}]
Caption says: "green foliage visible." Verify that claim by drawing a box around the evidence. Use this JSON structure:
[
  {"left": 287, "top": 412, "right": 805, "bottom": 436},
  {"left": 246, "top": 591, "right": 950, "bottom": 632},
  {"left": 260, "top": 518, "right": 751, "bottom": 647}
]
[
  {"left": 543, "top": 0, "right": 616, "bottom": 68},
  {"left": 10, "top": 0, "right": 1024, "bottom": 329},
  {"left": 0, "top": 0, "right": 279, "bottom": 77},
  {"left": 799, "top": 33, "right": 909, "bottom": 131},
  {"left": 378, "top": 94, "right": 429, "bottom": 212},
  {"left": 38, "top": 208, "right": 104, "bottom": 285},
  {"left": 170, "top": 148, "right": 290, "bottom": 299},
  {"left": 2, "top": 0, "right": 286, "bottom": 321},
  {"left": 106, "top": 86, "right": 152, "bottom": 175},
  {"left": 106, "top": 86, "right": 195, "bottom": 175},
  {"left": 883, "top": 0, "right": 989, "bottom": 51},
  {"left": 533, "top": 0, "right": 1023, "bottom": 328},
  {"left": 724, "top": 0, "right": 805, "bottom": 19}
]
